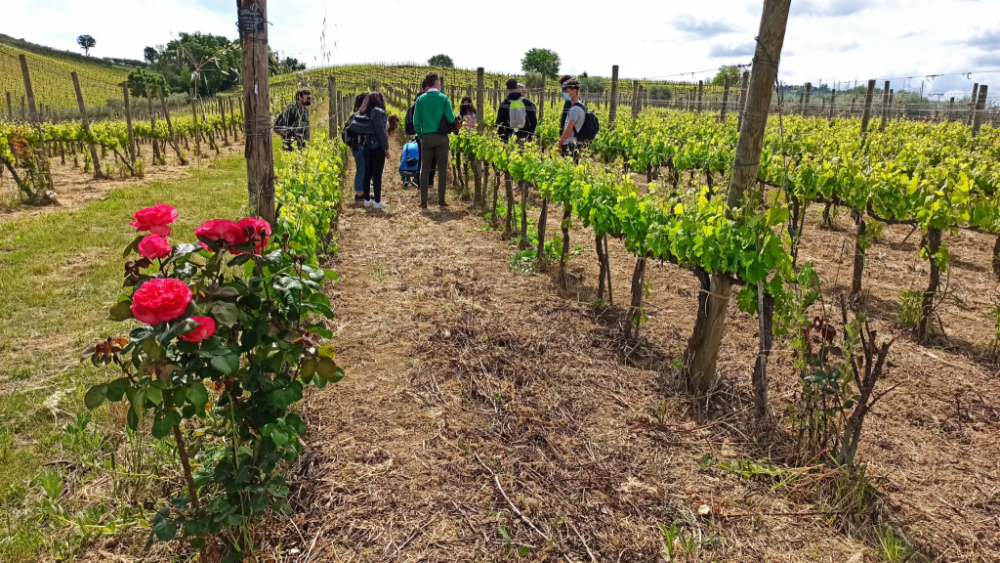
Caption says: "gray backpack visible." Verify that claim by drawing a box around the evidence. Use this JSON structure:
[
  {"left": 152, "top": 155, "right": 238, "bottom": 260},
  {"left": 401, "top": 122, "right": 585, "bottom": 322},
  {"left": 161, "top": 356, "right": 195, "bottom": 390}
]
[{"left": 509, "top": 98, "right": 527, "bottom": 131}]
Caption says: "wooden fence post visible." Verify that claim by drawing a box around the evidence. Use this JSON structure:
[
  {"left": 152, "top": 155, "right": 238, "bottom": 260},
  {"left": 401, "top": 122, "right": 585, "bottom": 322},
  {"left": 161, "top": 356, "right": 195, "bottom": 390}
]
[
  {"left": 802, "top": 82, "right": 811, "bottom": 115},
  {"left": 18, "top": 54, "right": 54, "bottom": 194},
  {"left": 969, "top": 83, "right": 979, "bottom": 125},
  {"left": 122, "top": 85, "right": 137, "bottom": 168},
  {"left": 720, "top": 81, "right": 731, "bottom": 121},
  {"left": 737, "top": 70, "right": 749, "bottom": 130},
  {"left": 72, "top": 72, "right": 103, "bottom": 178},
  {"left": 631, "top": 80, "right": 640, "bottom": 119},
  {"left": 5, "top": 92, "right": 11, "bottom": 121},
  {"left": 696, "top": 79, "right": 704, "bottom": 113},
  {"left": 328, "top": 76, "right": 337, "bottom": 139},
  {"left": 237, "top": 0, "right": 276, "bottom": 225},
  {"left": 218, "top": 99, "right": 229, "bottom": 145},
  {"left": 829, "top": 89, "right": 836, "bottom": 119},
  {"left": 972, "top": 84, "right": 988, "bottom": 137},
  {"left": 158, "top": 88, "right": 184, "bottom": 163},
  {"left": 145, "top": 84, "right": 161, "bottom": 165},
  {"left": 860, "top": 79, "right": 876, "bottom": 147},
  {"left": 608, "top": 65, "right": 620, "bottom": 127},
  {"left": 880, "top": 80, "right": 890, "bottom": 130},
  {"left": 947, "top": 97, "right": 954, "bottom": 122},
  {"left": 682, "top": 0, "right": 791, "bottom": 411}
]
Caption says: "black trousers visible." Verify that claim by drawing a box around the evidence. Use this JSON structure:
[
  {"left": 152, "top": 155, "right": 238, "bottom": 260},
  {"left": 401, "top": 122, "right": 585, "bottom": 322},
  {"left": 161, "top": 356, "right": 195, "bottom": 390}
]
[{"left": 363, "top": 148, "right": 386, "bottom": 203}]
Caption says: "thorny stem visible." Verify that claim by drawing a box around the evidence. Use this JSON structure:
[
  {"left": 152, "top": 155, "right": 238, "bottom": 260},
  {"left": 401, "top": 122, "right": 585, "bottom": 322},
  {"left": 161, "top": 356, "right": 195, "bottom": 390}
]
[{"left": 172, "top": 423, "right": 200, "bottom": 509}]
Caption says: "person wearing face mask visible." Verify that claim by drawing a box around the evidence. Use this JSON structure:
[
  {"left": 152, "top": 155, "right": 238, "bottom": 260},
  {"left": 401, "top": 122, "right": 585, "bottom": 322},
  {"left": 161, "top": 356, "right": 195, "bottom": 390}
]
[
  {"left": 275, "top": 89, "right": 312, "bottom": 151},
  {"left": 557, "top": 75, "right": 573, "bottom": 133},
  {"left": 459, "top": 96, "right": 478, "bottom": 129},
  {"left": 557, "top": 78, "right": 586, "bottom": 160}
]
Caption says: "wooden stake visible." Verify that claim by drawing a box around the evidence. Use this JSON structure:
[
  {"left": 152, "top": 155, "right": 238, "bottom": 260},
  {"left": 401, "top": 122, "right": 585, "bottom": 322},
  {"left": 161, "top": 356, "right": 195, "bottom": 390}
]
[
  {"left": 122, "top": 85, "right": 137, "bottom": 166},
  {"left": 6, "top": 92, "right": 12, "bottom": 121},
  {"left": 972, "top": 84, "right": 988, "bottom": 137},
  {"left": 72, "top": 71, "right": 103, "bottom": 178},
  {"left": 19, "top": 54, "right": 53, "bottom": 192},
  {"left": 860, "top": 79, "right": 876, "bottom": 147},
  {"left": 238, "top": 0, "right": 276, "bottom": 225},
  {"left": 631, "top": 80, "right": 640, "bottom": 119},
  {"left": 145, "top": 84, "right": 160, "bottom": 165},
  {"left": 737, "top": 70, "right": 749, "bottom": 130},
  {"left": 328, "top": 76, "right": 337, "bottom": 139},
  {"left": 880, "top": 80, "right": 889, "bottom": 130},
  {"left": 829, "top": 89, "right": 836, "bottom": 120},
  {"left": 609, "top": 65, "right": 620, "bottom": 126},
  {"left": 696, "top": 79, "right": 704, "bottom": 113},
  {"left": 720, "top": 80, "right": 731, "bottom": 121}
]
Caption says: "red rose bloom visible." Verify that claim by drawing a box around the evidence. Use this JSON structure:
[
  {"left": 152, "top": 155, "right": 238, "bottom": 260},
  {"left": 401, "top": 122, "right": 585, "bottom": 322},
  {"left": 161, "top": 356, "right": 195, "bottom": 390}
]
[
  {"left": 179, "top": 316, "right": 217, "bottom": 343},
  {"left": 138, "top": 234, "right": 172, "bottom": 260},
  {"left": 130, "top": 203, "right": 178, "bottom": 237},
  {"left": 237, "top": 217, "right": 272, "bottom": 254},
  {"left": 130, "top": 278, "right": 192, "bottom": 325},
  {"left": 195, "top": 219, "right": 248, "bottom": 253}
]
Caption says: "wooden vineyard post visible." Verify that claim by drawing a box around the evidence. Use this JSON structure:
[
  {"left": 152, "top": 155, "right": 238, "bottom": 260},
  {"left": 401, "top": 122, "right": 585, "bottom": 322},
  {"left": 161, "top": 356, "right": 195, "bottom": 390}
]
[
  {"left": 720, "top": 80, "right": 731, "bottom": 121},
  {"left": 72, "top": 72, "right": 103, "bottom": 179},
  {"left": 969, "top": 83, "right": 979, "bottom": 125},
  {"left": 737, "top": 70, "right": 749, "bottom": 130},
  {"left": 609, "top": 65, "right": 620, "bottom": 127},
  {"left": 189, "top": 89, "right": 201, "bottom": 157},
  {"left": 474, "top": 67, "right": 485, "bottom": 208},
  {"left": 121, "top": 84, "right": 137, "bottom": 170},
  {"left": 20, "top": 96, "right": 26, "bottom": 120},
  {"left": 18, "top": 54, "right": 54, "bottom": 198},
  {"left": 972, "top": 84, "right": 988, "bottom": 137},
  {"left": 803, "top": 82, "right": 812, "bottom": 115},
  {"left": 538, "top": 75, "right": 546, "bottom": 122},
  {"left": 682, "top": 0, "right": 791, "bottom": 416},
  {"left": 880, "top": 80, "right": 890, "bottom": 130},
  {"left": 829, "top": 89, "right": 836, "bottom": 120},
  {"left": 696, "top": 79, "right": 704, "bottom": 113},
  {"left": 159, "top": 88, "right": 185, "bottom": 164},
  {"left": 145, "top": 84, "right": 161, "bottom": 165},
  {"left": 947, "top": 97, "right": 954, "bottom": 122},
  {"left": 859, "top": 79, "right": 876, "bottom": 147},
  {"left": 218, "top": 99, "right": 229, "bottom": 145},
  {"left": 631, "top": 80, "right": 640, "bottom": 119},
  {"left": 888, "top": 89, "right": 894, "bottom": 121},
  {"left": 237, "top": 0, "right": 276, "bottom": 225},
  {"left": 5, "top": 92, "right": 11, "bottom": 121},
  {"left": 327, "top": 76, "right": 340, "bottom": 140}
]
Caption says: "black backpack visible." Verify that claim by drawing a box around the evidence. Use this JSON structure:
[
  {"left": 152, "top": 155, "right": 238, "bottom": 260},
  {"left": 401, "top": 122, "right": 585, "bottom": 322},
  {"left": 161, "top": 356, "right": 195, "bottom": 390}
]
[
  {"left": 574, "top": 102, "right": 599, "bottom": 143},
  {"left": 405, "top": 103, "right": 417, "bottom": 136},
  {"left": 342, "top": 113, "right": 368, "bottom": 150}
]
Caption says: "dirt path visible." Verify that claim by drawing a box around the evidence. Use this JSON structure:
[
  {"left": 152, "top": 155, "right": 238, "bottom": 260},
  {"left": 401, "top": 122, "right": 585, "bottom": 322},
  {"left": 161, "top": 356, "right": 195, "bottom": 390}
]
[{"left": 265, "top": 139, "right": 1000, "bottom": 563}]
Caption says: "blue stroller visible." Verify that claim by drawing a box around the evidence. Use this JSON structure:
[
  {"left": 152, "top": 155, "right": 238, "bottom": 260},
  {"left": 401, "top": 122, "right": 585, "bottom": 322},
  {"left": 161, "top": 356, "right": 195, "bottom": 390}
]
[{"left": 399, "top": 140, "right": 419, "bottom": 188}]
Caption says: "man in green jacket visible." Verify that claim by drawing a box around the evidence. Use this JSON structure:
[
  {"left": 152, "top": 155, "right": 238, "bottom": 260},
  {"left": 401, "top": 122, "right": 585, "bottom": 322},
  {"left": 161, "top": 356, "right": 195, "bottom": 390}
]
[{"left": 413, "top": 72, "right": 455, "bottom": 207}]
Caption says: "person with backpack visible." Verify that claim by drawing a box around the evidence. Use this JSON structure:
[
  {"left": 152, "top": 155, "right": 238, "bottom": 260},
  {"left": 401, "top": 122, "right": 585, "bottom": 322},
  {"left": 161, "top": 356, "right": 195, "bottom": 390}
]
[
  {"left": 556, "top": 78, "right": 599, "bottom": 160},
  {"left": 558, "top": 75, "right": 573, "bottom": 134},
  {"left": 413, "top": 72, "right": 456, "bottom": 208},
  {"left": 344, "top": 93, "right": 369, "bottom": 202},
  {"left": 274, "top": 89, "right": 312, "bottom": 151},
  {"left": 406, "top": 80, "right": 437, "bottom": 196},
  {"left": 496, "top": 78, "right": 538, "bottom": 143},
  {"left": 347, "top": 92, "right": 392, "bottom": 210}
]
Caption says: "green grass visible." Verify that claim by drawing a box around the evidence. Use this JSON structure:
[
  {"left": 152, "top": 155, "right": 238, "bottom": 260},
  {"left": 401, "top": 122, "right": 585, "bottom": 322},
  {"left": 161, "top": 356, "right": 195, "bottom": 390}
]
[{"left": 0, "top": 154, "right": 248, "bottom": 562}]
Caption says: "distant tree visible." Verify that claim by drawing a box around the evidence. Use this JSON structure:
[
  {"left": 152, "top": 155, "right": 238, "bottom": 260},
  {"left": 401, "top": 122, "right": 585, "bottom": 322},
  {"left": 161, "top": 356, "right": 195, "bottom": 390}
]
[
  {"left": 648, "top": 83, "right": 673, "bottom": 101},
  {"left": 711, "top": 65, "right": 741, "bottom": 86},
  {"left": 523, "top": 71, "right": 546, "bottom": 91},
  {"left": 127, "top": 68, "right": 169, "bottom": 98},
  {"left": 521, "top": 48, "right": 560, "bottom": 79},
  {"left": 427, "top": 54, "right": 454, "bottom": 68},
  {"left": 267, "top": 50, "right": 307, "bottom": 76},
  {"left": 148, "top": 33, "right": 241, "bottom": 96},
  {"left": 77, "top": 35, "right": 96, "bottom": 57},
  {"left": 143, "top": 46, "right": 158, "bottom": 65},
  {"left": 578, "top": 72, "right": 605, "bottom": 95}
]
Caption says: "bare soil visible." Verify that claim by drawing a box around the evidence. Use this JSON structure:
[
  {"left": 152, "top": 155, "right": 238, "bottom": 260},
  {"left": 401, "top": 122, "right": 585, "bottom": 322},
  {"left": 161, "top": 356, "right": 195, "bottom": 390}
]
[
  {"left": 239, "top": 142, "right": 1000, "bottom": 563},
  {"left": 0, "top": 137, "right": 244, "bottom": 224}
]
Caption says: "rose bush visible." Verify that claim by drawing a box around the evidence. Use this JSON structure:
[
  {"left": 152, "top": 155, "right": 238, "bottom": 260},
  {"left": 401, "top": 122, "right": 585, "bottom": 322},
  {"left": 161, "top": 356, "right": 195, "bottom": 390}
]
[
  {"left": 138, "top": 234, "right": 172, "bottom": 260},
  {"left": 130, "top": 203, "right": 178, "bottom": 237},
  {"left": 85, "top": 208, "right": 340, "bottom": 559}
]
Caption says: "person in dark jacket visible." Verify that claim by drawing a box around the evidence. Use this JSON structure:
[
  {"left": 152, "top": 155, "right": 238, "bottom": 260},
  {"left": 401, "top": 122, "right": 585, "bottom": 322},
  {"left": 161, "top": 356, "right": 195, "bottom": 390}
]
[
  {"left": 496, "top": 78, "right": 538, "bottom": 143},
  {"left": 348, "top": 92, "right": 391, "bottom": 210},
  {"left": 349, "top": 93, "right": 369, "bottom": 202},
  {"left": 275, "top": 89, "right": 312, "bottom": 151},
  {"left": 557, "top": 75, "right": 573, "bottom": 134}
]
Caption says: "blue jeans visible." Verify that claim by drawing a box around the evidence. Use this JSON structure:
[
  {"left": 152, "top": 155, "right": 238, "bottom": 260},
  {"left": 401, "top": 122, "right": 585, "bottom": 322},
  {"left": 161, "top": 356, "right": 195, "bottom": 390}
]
[{"left": 352, "top": 145, "right": 366, "bottom": 195}]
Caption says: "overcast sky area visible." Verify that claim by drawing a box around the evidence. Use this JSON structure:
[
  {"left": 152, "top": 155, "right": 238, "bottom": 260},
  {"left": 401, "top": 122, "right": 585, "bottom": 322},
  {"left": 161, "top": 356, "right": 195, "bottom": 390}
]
[{"left": 6, "top": 0, "right": 1000, "bottom": 99}]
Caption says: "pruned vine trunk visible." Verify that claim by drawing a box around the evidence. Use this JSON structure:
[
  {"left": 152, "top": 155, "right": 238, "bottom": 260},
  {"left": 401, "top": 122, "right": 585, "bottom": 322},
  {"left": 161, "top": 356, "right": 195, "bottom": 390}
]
[
  {"left": 917, "top": 227, "right": 942, "bottom": 342},
  {"left": 503, "top": 171, "right": 514, "bottom": 238},
  {"left": 536, "top": 197, "right": 548, "bottom": 268},
  {"left": 518, "top": 181, "right": 529, "bottom": 250},
  {"left": 558, "top": 205, "right": 572, "bottom": 289},
  {"left": 596, "top": 234, "right": 607, "bottom": 302},
  {"left": 628, "top": 257, "right": 647, "bottom": 339},
  {"left": 683, "top": 270, "right": 733, "bottom": 393},
  {"left": 850, "top": 212, "right": 867, "bottom": 299},
  {"left": 752, "top": 288, "right": 774, "bottom": 417},
  {"left": 993, "top": 234, "right": 1000, "bottom": 280}
]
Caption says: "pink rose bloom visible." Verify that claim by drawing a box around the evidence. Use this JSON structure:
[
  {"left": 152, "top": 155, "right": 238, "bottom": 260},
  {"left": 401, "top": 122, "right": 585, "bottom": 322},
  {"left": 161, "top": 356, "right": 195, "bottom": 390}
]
[
  {"left": 130, "top": 203, "right": 178, "bottom": 237},
  {"left": 179, "top": 316, "right": 217, "bottom": 343},
  {"left": 195, "top": 219, "right": 248, "bottom": 253},
  {"left": 138, "top": 234, "right": 172, "bottom": 260},
  {"left": 130, "top": 278, "right": 192, "bottom": 325},
  {"left": 237, "top": 218, "right": 273, "bottom": 254}
]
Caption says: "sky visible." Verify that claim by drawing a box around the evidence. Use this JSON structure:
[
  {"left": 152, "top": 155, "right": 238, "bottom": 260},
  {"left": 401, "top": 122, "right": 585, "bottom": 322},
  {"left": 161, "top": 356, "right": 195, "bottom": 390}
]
[{"left": 5, "top": 0, "right": 1000, "bottom": 99}]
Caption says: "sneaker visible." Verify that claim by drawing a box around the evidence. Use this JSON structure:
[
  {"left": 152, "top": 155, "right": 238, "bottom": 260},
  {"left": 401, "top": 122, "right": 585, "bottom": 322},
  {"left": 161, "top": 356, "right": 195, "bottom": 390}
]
[
  {"left": 371, "top": 201, "right": 389, "bottom": 210},
  {"left": 363, "top": 199, "right": 373, "bottom": 209}
]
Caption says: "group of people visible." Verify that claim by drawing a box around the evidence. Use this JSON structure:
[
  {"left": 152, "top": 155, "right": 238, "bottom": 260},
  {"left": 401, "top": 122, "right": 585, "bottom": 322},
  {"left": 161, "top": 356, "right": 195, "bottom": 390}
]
[{"left": 273, "top": 71, "right": 598, "bottom": 212}]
